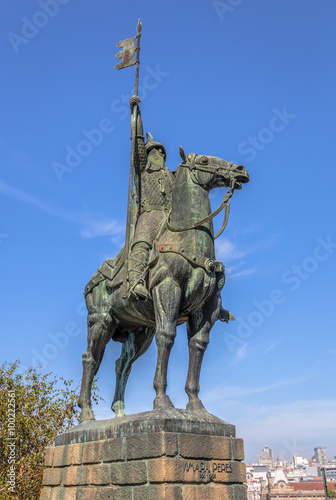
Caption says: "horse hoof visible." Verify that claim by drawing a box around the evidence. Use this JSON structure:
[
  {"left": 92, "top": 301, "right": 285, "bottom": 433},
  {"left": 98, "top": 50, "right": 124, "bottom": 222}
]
[
  {"left": 79, "top": 408, "right": 95, "bottom": 422},
  {"left": 186, "top": 399, "right": 207, "bottom": 412},
  {"left": 112, "top": 400, "right": 126, "bottom": 418},
  {"left": 153, "top": 395, "right": 175, "bottom": 410}
]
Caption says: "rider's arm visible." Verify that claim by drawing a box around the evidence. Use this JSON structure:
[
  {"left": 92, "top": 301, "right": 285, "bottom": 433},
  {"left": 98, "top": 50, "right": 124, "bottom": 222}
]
[{"left": 130, "top": 96, "right": 147, "bottom": 173}]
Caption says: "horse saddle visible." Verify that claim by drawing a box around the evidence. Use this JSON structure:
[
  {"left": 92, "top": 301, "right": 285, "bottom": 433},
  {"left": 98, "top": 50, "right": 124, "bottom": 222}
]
[
  {"left": 84, "top": 255, "right": 123, "bottom": 297},
  {"left": 84, "top": 241, "right": 225, "bottom": 297}
]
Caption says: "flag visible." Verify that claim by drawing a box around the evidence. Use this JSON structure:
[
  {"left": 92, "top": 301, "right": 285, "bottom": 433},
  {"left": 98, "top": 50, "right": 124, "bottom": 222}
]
[{"left": 114, "top": 36, "right": 137, "bottom": 70}]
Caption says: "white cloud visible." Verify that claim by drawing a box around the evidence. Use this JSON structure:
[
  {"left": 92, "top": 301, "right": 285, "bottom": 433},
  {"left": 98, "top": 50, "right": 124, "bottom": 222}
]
[
  {"left": 233, "top": 342, "right": 248, "bottom": 363},
  {"left": 215, "top": 238, "right": 251, "bottom": 262},
  {"left": 80, "top": 220, "right": 124, "bottom": 238},
  {"left": 214, "top": 232, "right": 277, "bottom": 280},
  {"left": 93, "top": 406, "right": 114, "bottom": 421},
  {"left": 215, "top": 233, "right": 279, "bottom": 263},
  {"left": 226, "top": 260, "right": 246, "bottom": 273},
  {"left": 264, "top": 343, "right": 276, "bottom": 354},
  {"left": 238, "top": 399, "right": 336, "bottom": 443},
  {"left": 203, "top": 375, "right": 313, "bottom": 403},
  {"left": 0, "top": 179, "right": 53, "bottom": 212},
  {"left": 229, "top": 266, "right": 259, "bottom": 278},
  {"left": 0, "top": 179, "right": 124, "bottom": 239}
]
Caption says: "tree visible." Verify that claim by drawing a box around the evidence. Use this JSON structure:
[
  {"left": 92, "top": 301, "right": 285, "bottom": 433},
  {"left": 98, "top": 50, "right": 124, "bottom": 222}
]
[
  {"left": 0, "top": 360, "right": 101, "bottom": 499},
  {"left": 328, "top": 490, "right": 336, "bottom": 499}
]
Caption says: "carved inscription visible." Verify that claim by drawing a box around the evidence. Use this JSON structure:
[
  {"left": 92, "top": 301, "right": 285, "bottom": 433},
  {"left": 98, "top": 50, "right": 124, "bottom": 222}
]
[{"left": 183, "top": 460, "right": 233, "bottom": 480}]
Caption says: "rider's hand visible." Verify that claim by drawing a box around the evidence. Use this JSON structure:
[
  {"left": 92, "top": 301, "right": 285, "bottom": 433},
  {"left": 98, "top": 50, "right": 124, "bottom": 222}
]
[{"left": 130, "top": 95, "right": 141, "bottom": 111}]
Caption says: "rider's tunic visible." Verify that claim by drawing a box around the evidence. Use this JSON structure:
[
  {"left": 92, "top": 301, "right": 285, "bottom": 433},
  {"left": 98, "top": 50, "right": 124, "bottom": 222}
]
[{"left": 132, "top": 136, "right": 174, "bottom": 246}]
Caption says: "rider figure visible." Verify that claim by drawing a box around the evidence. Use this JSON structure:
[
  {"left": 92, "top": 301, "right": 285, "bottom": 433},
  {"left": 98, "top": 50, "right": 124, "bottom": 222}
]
[{"left": 128, "top": 96, "right": 174, "bottom": 300}]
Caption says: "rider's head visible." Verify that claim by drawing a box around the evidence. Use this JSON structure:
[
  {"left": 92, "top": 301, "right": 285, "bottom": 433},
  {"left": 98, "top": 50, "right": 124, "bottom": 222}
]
[{"left": 146, "top": 132, "right": 166, "bottom": 162}]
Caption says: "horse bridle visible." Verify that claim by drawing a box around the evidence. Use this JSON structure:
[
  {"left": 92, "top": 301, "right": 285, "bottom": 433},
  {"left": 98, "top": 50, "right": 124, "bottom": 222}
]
[{"left": 167, "top": 161, "right": 235, "bottom": 239}]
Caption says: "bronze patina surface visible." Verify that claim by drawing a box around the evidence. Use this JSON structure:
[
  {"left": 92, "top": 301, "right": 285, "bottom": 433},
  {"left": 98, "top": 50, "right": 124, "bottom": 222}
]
[
  {"left": 56, "top": 408, "right": 235, "bottom": 446},
  {"left": 78, "top": 117, "right": 249, "bottom": 422}
]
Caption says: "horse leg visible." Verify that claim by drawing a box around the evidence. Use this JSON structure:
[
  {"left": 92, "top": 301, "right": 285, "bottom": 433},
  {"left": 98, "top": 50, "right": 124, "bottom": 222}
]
[
  {"left": 78, "top": 285, "right": 115, "bottom": 422},
  {"left": 112, "top": 326, "right": 155, "bottom": 418},
  {"left": 185, "top": 292, "right": 221, "bottom": 411},
  {"left": 152, "top": 279, "right": 181, "bottom": 409}
]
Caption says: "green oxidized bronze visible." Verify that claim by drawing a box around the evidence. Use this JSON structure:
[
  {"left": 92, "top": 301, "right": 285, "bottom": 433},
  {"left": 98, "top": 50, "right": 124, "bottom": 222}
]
[{"left": 78, "top": 22, "right": 249, "bottom": 422}]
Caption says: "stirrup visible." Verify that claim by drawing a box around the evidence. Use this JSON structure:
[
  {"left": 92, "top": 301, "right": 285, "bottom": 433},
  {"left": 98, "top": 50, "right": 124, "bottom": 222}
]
[{"left": 129, "top": 282, "right": 151, "bottom": 301}]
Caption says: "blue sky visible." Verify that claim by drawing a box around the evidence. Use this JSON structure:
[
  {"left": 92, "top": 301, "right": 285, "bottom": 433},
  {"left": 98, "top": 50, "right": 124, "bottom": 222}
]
[{"left": 1, "top": 0, "right": 335, "bottom": 462}]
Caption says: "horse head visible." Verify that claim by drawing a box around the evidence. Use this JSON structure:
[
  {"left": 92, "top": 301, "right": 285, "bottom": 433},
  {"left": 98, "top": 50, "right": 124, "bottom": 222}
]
[{"left": 179, "top": 146, "right": 249, "bottom": 190}]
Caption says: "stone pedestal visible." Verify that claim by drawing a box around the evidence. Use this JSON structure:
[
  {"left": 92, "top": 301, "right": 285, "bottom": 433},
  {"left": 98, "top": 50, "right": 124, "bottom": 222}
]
[{"left": 40, "top": 408, "right": 247, "bottom": 500}]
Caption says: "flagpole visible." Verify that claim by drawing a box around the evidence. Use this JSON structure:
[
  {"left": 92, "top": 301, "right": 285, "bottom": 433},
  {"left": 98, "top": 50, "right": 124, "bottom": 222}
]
[
  {"left": 122, "top": 19, "right": 142, "bottom": 298},
  {"left": 134, "top": 19, "right": 141, "bottom": 95}
]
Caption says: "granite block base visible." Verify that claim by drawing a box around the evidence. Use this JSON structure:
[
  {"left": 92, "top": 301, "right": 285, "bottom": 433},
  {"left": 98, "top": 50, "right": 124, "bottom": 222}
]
[{"left": 40, "top": 408, "right": 247, "bottom": 500}]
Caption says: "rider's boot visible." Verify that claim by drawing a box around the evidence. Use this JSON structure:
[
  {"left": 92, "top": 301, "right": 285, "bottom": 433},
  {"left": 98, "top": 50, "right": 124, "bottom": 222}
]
[{"left": 128, "top": 241, "right": 152, "bottom": 300}]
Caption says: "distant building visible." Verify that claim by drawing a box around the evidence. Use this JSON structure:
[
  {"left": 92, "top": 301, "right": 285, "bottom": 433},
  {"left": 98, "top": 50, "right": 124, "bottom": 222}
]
[
  {"left": 246, "top": 465, "right": 269, "bottom": 500},
  {"left": 261, "top": 479, "right": 336, "bottom": 500},
  {"left": 269, "top": 468, "right": 289, "bottom": 487},
  {"left": 312, "top": 447, "right": 328, "bottom": 466},
  {"left": 258, "top": 445, "right": 274, "bottom": 468},
  {"left": 321, "top": 466, "right": 336, "bottom": 480},
  {"left": 285, "top": 465, "right": 319, "bottom": 482},
  {"left": 249, "top": 444, "right": 336, "bottom": 500},
  {"left": 294, "top": 455, "right": 309, "bottom": 467},
  {"left": 305, "top": 467, "right": 320, "bottom": 480},
  {"left": 286, "top": 468, "right": 308, "bottom": 481}
]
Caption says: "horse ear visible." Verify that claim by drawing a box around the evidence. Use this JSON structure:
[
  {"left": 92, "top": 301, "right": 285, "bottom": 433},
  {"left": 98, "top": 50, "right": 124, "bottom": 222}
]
[{"left": 179, "top": 146, "right": 186, "bottom": 163}]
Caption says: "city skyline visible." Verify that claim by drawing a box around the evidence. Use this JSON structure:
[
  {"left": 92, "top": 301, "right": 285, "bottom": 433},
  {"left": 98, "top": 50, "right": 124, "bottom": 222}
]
[
  {"left": 249, "top": 444, "right": 335, "bottom": 465},
  {"left": 246, "top": 443, "right": 336, "bottom": 500}
]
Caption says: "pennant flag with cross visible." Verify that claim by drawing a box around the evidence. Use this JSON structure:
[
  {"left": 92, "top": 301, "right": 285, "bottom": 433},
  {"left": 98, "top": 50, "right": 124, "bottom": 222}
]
[
  {"left": 114, "top": 36, "right": 137, "bottom": 70},
  {"left": 114, "top": 20, "right": 142, "bottom": 71}
]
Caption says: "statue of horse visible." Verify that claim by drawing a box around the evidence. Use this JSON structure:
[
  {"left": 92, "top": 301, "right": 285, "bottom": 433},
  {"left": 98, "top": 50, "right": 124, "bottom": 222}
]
[{"left": 78, "top": 149, "right": 249, "bottom": 422}]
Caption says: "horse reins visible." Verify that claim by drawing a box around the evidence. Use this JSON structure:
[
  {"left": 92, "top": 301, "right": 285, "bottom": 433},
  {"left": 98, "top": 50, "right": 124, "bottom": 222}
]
[{"left": 167, "top": 162, "right": 235, "bottom": 239}]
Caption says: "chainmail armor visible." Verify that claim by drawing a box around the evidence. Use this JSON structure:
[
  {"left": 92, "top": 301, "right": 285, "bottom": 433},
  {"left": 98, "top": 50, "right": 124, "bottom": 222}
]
[
  {"left": 133, "top": 136, "right": 174, "bottom": 215},
  {"left": 134, "top": 137, "right": 147, "bottom": 172},
  {"left": 138, "top": 168, "right": 173, "bottom": 214},
  {"left": 132, "top": 210, "right": 167, "bottom": 246}
]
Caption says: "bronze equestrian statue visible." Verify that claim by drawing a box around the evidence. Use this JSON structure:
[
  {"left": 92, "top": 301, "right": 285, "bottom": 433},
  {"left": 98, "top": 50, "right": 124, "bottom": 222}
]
[{"left": 78, "top": 96, "right": 249, "bottom": 422}]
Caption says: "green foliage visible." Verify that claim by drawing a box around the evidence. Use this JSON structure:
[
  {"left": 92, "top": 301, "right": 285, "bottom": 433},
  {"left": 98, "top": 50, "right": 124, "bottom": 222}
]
[
  {"left": 0, "top": 360, "right": 102, "bottom": 499},
  {"left": 328, "top": 489, "right": 336, "bottom": 498}
]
